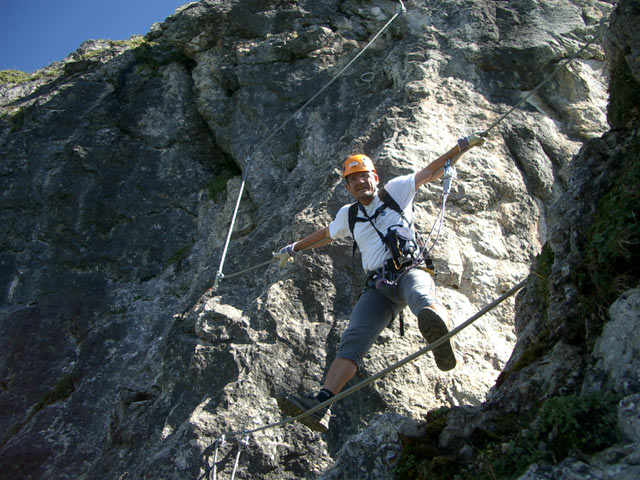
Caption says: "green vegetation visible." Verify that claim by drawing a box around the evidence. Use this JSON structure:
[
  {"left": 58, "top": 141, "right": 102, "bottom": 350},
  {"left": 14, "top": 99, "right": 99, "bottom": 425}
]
[
  {"left": 494, "top": 329, "right": 550, "bottom": 388},
  {"left": 535, "top": 394, "right": 621, "bottom": 458},
  {"left": 494, "top": 244, "right": 554, "bottom": 388},
  {"left": 0, "top": 37, "right": 171, "bottom": 86},
  {"left": 166, "top": 244, "right": 193, "bottom": 267},
  {"left": 110, "top": 306, "right": 128, "bottom": 315},
  {"left": 208, "top": 176, "right": 233, "bottom": 199},
  {"left": 483, "top": 394, "right": 620, "bottom": 479},
  {"left": 0, "top": 69, "right": 31, "bottom": 85},
  {"left": 608, "top": 54, "right": 640, "bottom": 129},
  {"left": 208, "top": 152, "right": 242, "bottom": 200},
  {"left": 132, "top": 39, "right": 195, "bottom": 76},
  {"left": 31, "top": 373, "right": 75, "bottom": 415},
  {"left": 572, "top": 133, "right": 640, "bottom": 349},
  {"left": 8, "top": 107, "right": 26, "bottom": 133},
  {"left": 394, "top": 394, "right": 621, "bottom": 480},
  {"left": 117, "top": 35, "right": 147, "bottom": 49},
  {"left": 393, "top": 408, "right": 463, "bottom": 479}
]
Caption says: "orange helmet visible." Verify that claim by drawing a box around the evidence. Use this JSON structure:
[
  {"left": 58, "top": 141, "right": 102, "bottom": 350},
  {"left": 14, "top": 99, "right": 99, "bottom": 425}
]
[{"left": 342, "top": 154, "right": 376, "bottom": 178}]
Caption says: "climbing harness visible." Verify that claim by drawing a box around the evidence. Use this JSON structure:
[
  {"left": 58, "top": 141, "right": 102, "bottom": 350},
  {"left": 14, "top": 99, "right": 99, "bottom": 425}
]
[
  {"left": 207, "top": 279, "right": 527, "bottom": 476},
  {"left": 348, "top": 187, "right": 435, "bottom": 274},
  {"left": 390, "top": 146, "right": 459, "bottom": 282},
  {"left": 350, "top": 189, "right": 416, "bottom": 268},
  {"left": 213, "top": 0, "right": 407, "bottom": 290},
  {"left": 348, "top": 154, "right": 457, "bottom": 291}
]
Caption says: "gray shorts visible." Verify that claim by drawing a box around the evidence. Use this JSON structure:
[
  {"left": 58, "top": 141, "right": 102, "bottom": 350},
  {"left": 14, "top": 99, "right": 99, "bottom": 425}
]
[{"left": 336, "top": 268, "right": 438, "bottom": 367}]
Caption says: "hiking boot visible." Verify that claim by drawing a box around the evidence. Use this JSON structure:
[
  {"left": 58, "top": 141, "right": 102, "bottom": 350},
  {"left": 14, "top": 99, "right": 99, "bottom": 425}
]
[
  {"left": 276, "top": 393, "right": 331, "bottom": 432},
  {"left": 418, "top": 307, "right": 457, "bottom": 371}
]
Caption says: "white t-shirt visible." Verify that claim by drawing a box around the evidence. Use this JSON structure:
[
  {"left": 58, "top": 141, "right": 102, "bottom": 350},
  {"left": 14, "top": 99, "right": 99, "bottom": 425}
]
[{"left": 330, "top": 173, "right": 417, "bottom": 272}]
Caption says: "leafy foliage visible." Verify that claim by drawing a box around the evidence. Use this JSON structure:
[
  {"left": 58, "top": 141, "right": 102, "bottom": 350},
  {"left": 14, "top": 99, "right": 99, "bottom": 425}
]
[
  {"left": 32, "top": 374, "right": 75, "bottom": 415},
  {"left": 573, "top": 133, "right": 640, "bottom": 348},
  {"left": 208, "top": 153, "right": 242, "bottom": 200},
  {"left": 394, "top": 394, "right": 621, "bottom": 480},
  {"left": 532, "top": 242, "right": 554, "bottom": 312},
  {"left": 535, "top": 394, "right": 621, "bottom": 458},
  {"left": 166, "top": 244, "right": 193, "bottom": 267},
  {"left": 608, "top": 55, "right": 640, "bottom": 129},
  {"left": 494, "top": 245, "right": 554, "bottom": 388},
  {"left": 393, "top": 408, "right": 466, "bottom": 480},
  {"left": 8, "top": 107, "right": 26, "bottom": 133}
]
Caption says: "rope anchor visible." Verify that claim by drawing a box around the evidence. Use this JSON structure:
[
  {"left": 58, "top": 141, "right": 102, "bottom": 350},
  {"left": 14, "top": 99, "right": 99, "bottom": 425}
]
[
  {"left": 230, "top": 435, "right": 250, "bottom": 480},
  {"left": 211, "top": 434, "right": 226, "bottom": 480},
  {"left": 211, "top": 434, "right": 250, "bottom": 480},
  {"left": 361, "top": 72, "right": 375, "bottom": 83}
]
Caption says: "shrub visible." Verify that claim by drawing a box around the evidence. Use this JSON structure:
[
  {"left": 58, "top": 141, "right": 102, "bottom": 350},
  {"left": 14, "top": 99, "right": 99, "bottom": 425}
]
[
  {"left": 208, "top": 153, "right": 242, "bottom": 200},
  {"left": 394, "top": 394, "right": 621, "bottom": 480},
  {"left": 608, "top": 55, "right": 640, "bottom": 129},
  {"left": 574, "top": 133, "right": 640, "bottom": 348},
  {"left": 0, "top": 69, "right": 31, "bottom": 85}
]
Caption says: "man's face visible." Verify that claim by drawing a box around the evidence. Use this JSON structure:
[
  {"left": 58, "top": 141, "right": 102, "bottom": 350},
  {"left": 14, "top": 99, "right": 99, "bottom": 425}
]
[{"left": 345, "top": 170, "right": 379, "bottom": 205}]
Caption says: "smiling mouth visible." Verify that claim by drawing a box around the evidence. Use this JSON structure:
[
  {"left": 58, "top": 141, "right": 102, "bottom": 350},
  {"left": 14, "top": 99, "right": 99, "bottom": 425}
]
[{"left": 356, "top": 187, "right": 375, "bottom": 197}]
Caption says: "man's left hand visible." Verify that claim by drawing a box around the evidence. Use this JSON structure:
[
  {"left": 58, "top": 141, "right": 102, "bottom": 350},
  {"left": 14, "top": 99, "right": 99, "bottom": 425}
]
[
  {"left": 467, "top": 132, "right": 486, "bottom": 148},
  {"left": 273, "top": 243, "right": 297, "bottom": 268},
  {"left": 458, "top": 132, "right": 486, "bottom": 151}
]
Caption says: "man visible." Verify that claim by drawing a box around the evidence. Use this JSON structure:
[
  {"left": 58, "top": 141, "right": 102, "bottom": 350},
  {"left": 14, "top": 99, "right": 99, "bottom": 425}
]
[{"left": 274, "top": 134, "right": 485, "bottom": 432}]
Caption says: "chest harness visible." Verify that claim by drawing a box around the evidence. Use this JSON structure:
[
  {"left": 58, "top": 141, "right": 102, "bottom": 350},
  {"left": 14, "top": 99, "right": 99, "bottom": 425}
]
[{"left": 347, "top": 187, "right": 435, "bottom": 290}]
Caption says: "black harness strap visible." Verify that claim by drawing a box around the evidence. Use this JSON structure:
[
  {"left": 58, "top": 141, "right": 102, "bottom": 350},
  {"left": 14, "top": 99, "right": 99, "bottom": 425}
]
[
  {"left": 348, "top": 187, "right": 435, "bottom": 272},
  {"left": 348, "top": 187, "right": 405, "bottom": 258}
]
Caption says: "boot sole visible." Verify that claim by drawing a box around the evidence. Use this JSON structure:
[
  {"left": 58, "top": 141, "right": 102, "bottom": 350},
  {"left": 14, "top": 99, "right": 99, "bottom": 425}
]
[
  {"left": 419, "top": 308, "right": 457, "bottom": 371},
  {"left": 276, "top": 395, "right": 329, "bottom": 433}
]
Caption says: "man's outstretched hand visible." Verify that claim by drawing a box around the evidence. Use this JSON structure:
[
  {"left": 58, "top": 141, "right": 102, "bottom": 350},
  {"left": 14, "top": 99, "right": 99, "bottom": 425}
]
[
  {"left": 273, "top": 243, "right": 297, "bottom": 268},
  {"left": 458, "top": 132, "right": 486, "bottom": 151}
]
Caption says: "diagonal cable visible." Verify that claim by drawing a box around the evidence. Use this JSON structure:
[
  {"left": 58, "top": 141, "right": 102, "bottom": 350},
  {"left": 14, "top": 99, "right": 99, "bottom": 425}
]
[{"left": 214, "top": 1, "right": 407, "bottom": 288}]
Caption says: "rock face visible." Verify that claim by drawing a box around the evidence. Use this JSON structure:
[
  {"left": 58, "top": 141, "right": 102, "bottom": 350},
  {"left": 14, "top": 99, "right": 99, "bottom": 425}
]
[
  {"left": 385, "top": 1, "right": 640, "bottom": 478},
  {"left": 0, "top": 0, "right": 633, "bottom": 479}
]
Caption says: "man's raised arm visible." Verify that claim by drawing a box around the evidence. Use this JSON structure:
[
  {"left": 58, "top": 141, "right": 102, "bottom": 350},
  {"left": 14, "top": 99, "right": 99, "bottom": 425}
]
[{"left": 415, "top": 133, "right": 485, "bottom": 189}]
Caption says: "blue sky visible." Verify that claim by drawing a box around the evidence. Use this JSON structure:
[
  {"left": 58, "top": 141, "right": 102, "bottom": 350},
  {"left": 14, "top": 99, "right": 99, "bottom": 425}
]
[{"left": 1, "top": 0, "right": 191, "bottom": 73}]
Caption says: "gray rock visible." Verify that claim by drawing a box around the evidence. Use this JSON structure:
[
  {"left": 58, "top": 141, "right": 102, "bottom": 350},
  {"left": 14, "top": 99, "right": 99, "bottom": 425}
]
[
  {"left": 1, "top": 0, "right": 634, "bottom": 479},
  {"left": 590, "top": 287, "right": 640, "bottom": 395},
  {"left": 619, "top": 395, "right": 640, "bottom": 444}
]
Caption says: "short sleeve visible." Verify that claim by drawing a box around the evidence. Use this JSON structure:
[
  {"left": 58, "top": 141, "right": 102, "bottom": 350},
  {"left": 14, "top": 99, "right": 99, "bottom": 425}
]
[
  {"left": 329, "top": 204, "right": 352, "bottom": 239},
  {"left": 383, "top": 173, "right": 417, "bottom": 210}
]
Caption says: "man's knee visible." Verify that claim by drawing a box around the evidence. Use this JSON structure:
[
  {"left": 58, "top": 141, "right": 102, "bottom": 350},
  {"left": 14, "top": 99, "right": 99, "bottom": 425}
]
[{"left": 335, "top": 342, "right": 365, "bottom": 368}]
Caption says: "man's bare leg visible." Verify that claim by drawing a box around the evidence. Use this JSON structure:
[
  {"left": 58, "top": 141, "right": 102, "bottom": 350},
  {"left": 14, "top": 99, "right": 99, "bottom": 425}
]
[{"left": 322, "top": 357, "right": 357, "bottom": 394}]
